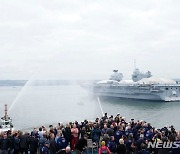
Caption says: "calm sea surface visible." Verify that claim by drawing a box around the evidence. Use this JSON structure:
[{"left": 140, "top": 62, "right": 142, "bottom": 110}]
[{"left": 0, "top": 85, "right": 180, "bottom": 130}]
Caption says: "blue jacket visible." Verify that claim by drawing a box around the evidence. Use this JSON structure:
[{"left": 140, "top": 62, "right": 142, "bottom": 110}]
[
  {"left": 107, "top": 140, "right": 116, "bottom": 152},
  {"left": 41, "top": 145, "right": 49, "bottom": 154},
  {"left": 56, "top": 137, "right": 66, "bottom": 151},
  {"left": 114, "top": 130, "right": 123, "bottom": 145},
  {"left": 91, "top": 127, "right": 101, "bottom": 142},
  {"left": 138, "top": 149, "right": 150, "bottom": 154}
]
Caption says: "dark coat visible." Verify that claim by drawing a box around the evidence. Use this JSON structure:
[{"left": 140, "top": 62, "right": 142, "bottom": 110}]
[
  {"left": 13, "top": 136, "right": 20, "bottom": 150},
  {"left": 49, "top": 139, "right": 57, "bottom": 154},
  {"left": 0, "top": 137, "right": 11, "bottom": 150},
  {"left": 75, "top": 138, "right": 87, "bottom": 152},
  {"left": 19, "top": 134, "right": 29, "bottom": 149},
  {"left": 107, "top": 128, "right": 114, "bottom": 137},
  {"left": 8, "top": 135, "right": 14, "bottom": 149},
  {"left": 91, "top": 127, "right": 101, "bottom": 142},
  {"left": 65, "top": 127, "right": 71, "bottom": 143},
  {"left": 29, "top": 136, "right": 38, "bottom": 152},
  {"left": 116, "top": 144, "right": 126, "bottom": 154}
]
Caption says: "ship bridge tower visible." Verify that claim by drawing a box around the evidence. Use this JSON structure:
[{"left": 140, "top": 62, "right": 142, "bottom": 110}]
[
  {"left": 109, "top": 70, "right": 123, "bottom": 82},
  {"left": 132, "top": 69, "right": 152, "bottom": 82}
]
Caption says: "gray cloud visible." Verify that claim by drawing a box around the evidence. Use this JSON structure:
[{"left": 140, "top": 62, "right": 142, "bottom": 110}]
[{"left": 0, "top": 0, "right": 180, "bottom": 80}]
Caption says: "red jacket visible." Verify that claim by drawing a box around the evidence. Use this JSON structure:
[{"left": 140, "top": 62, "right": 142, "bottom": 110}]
[{"left": 98, "top": 146, "right": 111, "bottom": 154}]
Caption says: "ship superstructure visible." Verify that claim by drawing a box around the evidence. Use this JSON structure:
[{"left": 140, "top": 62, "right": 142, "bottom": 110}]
[{"left": 0, "top": 104, "right": 13, "bottom": 132}]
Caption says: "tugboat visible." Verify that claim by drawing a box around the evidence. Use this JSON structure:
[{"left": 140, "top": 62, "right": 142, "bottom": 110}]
[{"left": 0, "top": 104, "right": 13, "bottom": 132}]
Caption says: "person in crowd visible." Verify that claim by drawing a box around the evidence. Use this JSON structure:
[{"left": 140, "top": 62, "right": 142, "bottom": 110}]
[
  {"left": 107, "top": 136, "right": 116, "bottom": 153},
  {"left": 75, "top": 134, "right": 87, "bottom": 154},
  {"left": 7, "top": 130, "right": 14, "bottom": 154},
  {"left": 145, "top": 128, "right": 154, "bottom": 141},
  {"left": 49, "top": 133, "right": 57, "bottom": 154},
  {"left": 0, "top": 132, "right": 10, "bottom": 154},
  {"left": 41, "top": 141, "right": 50, "bottom": 154},
  {"left": 136, "top": 134, "right": 146, "bottom": 152},
  {"left": 13, "top": 132, "right": 20, "bottom": 154},
  {"left": 86, "top": 123, "right": 92, "bottom": 139},
  {"left": 1, "top": 112, "right": 180, "bottom": 154},
  {"left": 65, "top": 146, "right": 71, "bottom": 154},
  {"left": 172, "top": 133, "right": 180, "bottom": 154},
  {"left": 107, "top": 125, "right": 114, "bottom": 137},
  {"left": 80, "top": 126, "right": 87, "bottom": 138},
  {"left": 39, "top": 133, "right": 47, "bottom": 153},
  {"left": 91, "top": 123, "right": 101, "bottom": 144},
  {"left": 101, "top": 134, "right": 110, "bottom": 146},
  {"left": 126, "top": 133, "right": 136, "bottom": 153},
  {"left": 101, "top": 124, "right": 108, "bottom": 136},
  {"left": 38, "top": 127, "right": 44, "bottom": 139},
  {"left": 103, "top": 113, "right": 108, "bottom": 121},
  {"left": 29, "top": 133, "right": 39, "bottom": 154},
  {"left": 64, "top": 124, "right": 71, "bottom": 146},
  {"left": 19, "top": 132, "right": 29, "bottom": 154},
  {"left": 56, "top": 131, "right": 66, "bottom": 152},
  {"left": 56, "top": 146, "right": 71, "bottom": 154},
  {"left": 138, "top": 143, "right": 150, "bottom": 154},
  {"left": 116, "top": 139, "right": 126, "bottom": 154},
  {"left": 98, "top": 141, "right": 111, "bottom": 154},
  {"left": 114, "top": 126, "right": 124, "bottom": 145},
  {"left": 70, "top": 124, "right": 79, "bottom": 150}
]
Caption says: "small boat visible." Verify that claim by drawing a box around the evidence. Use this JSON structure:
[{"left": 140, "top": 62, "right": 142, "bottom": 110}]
[{"left": 0, "top": 104, "right": 13, "bottom": 132}]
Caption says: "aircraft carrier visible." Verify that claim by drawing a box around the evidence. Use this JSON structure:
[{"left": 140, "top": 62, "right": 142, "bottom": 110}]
[{"left": 93, "top": 69, "right": 180, "bottom": 102}]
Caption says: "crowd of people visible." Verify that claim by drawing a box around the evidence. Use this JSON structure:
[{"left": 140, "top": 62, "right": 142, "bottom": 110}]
[{"left": 0, "top": 113, "right": 180, "bottom": 154}]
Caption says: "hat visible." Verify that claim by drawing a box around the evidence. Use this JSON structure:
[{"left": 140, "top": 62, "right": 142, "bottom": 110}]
[{"left": 101, "top": 141, "right": 105, "bottom": 146}]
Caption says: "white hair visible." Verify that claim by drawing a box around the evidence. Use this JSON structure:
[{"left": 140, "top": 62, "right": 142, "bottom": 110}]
[{"left": 119, "top": 138, "right": 124, "bottom": 144}]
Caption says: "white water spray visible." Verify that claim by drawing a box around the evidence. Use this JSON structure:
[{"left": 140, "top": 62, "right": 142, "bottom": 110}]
[{"left": 97, "top": 97, "right": 104, "bottom": 116}]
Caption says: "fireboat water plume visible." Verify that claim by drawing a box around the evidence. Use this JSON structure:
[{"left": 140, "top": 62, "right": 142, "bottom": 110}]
[{"left": 8, "top": 61, "right": 102, "bottom": 130}]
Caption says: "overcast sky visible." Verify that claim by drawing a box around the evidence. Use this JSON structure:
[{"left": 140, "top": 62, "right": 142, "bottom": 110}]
[{"left": 0, "top": 0, "right": 180, "bottom": 80}]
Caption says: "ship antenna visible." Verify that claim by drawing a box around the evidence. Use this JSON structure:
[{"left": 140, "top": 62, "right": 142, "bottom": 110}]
[
  {"left": 134, "top": 59, "right": 137, "bottom": 69},
  {"left": 5, "top": 104, "right": 8, "bottom": 120}
]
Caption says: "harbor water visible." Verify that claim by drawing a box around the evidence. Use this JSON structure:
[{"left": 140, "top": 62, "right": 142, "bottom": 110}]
[{"left": 0, "top": 85, "right": 180, "bottom": 130}]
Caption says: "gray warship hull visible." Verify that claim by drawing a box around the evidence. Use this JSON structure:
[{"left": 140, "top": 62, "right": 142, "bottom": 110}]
[{"left": 94, "top": 84, "right": 180, "bottom": 102}]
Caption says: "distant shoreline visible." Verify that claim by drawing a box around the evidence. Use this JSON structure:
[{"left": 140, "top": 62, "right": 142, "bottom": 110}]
[
  {"left": 0, "top": 80, "right": 96, "bottom": 86},
  {"left": 0, "top": 80, "right": 27, "bottom": 86}
]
